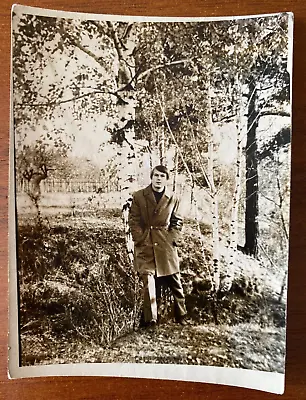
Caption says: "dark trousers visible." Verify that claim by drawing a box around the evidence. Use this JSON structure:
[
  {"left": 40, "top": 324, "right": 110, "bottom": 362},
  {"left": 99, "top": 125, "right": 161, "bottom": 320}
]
[{"left": 142, "top": 272, "right": 187, "bottom": 323}]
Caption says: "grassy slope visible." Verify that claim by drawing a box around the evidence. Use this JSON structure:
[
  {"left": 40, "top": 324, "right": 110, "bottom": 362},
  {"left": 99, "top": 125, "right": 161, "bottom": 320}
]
[{"left": 16, "top": 208, "right": 286, "bottom": 373}]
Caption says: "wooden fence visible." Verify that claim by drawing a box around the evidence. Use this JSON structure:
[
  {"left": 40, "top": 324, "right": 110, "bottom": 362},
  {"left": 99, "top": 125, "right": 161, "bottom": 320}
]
[{"left": 17, "top": 178, "right": 119, "bottom": 194}]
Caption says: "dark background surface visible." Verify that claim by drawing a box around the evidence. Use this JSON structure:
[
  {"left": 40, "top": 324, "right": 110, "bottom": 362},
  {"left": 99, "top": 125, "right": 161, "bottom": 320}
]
[{"left": 0, "top": 1, "right": 305, "bottom": 399}]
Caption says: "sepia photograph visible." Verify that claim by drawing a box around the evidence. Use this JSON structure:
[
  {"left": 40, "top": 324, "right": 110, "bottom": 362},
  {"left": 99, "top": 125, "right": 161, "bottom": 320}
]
[{"left": 9, "top": 5, "right": 292, "bottom": 393}]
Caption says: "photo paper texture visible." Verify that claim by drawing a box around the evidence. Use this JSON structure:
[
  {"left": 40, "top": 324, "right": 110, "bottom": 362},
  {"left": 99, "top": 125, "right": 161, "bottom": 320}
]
[{"left": 9, "top": 5, "right": 293, "bottom": 394}]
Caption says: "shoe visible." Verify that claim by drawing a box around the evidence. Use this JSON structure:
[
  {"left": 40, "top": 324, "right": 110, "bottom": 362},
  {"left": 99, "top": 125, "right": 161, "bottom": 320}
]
[
  {"left": 175, "top": 316, "right": 188, "bottom": 326},
  {"left": 140, "top": 320, "right": 157, "bottom": 330},
  {"left": 145, "top": 320, "right": 157, "bottom": 332},
  {"left": 148, "top": 320, "right": 157, "bottom": 330}
]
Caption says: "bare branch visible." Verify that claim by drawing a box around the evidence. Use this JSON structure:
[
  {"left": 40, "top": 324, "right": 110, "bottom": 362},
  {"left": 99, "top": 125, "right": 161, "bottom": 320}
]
[
  {"left": 213, "top": 113, "right": 236, "bottom": 123},
  {"left": 15, "top": 91, "right": 98, "bottom": 108},
  {"left": 258, "top": 242, "right": 278, "bottom": 269},
  {"left": 106, "top": 21, "right": 124, "bottom": 59},
  {"left": 184, "top": 105, "right": 213, "bottom": 191},
  {"left": 157, "top": 92, "right": 212, "bottom": 198},
  {"left": 259, "top": 110, "right": 290, "bottom": 117},
  {"left": 117, "top": 58, "right": 195, "bottom": 93},
  {"left": 259, "top": 84, "right": 274, "bottom": 91},
  {"left": 60, "top": 22, "right": 109, "bottom": 71},
  {"left": 276, "top": 163, "right": 289, "bottom": 240},
  {"left": 260, "top": 192, "right": 280, "bottom": 207},
  {"left": 69, "top": 37, "right": 108, "bottom": 70},
  {"left": 137, "top": 58, "right": 193, "bottom": 81},
  {"left": 15, "top": 87, "right": 126, "bottom": 108}
]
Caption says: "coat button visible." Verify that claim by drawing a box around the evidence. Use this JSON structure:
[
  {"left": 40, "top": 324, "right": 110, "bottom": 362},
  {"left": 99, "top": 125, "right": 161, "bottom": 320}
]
[{"left": 154, "top": 243, "right": 158, "bottom": 246}]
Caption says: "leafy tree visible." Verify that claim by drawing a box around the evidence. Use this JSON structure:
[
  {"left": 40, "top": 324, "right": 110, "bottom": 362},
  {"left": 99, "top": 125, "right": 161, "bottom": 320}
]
[
  {"left": 12, "top": 10, "right": 291, "bottom": 295},
  {"left": 16, "top": 141, "right": 68, "bottom": 218}
]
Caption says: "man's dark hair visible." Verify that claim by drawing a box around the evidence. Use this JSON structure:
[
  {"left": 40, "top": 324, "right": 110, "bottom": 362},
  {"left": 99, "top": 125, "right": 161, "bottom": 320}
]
[{"left": 150, "top": 165, "right": 169, "bottom": 180}]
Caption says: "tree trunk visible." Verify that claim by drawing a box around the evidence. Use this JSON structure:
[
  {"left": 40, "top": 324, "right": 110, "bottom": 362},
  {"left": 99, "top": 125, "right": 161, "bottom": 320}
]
[
  {"left": 107, "top": 22, "right": 138, "bottom": 263},
  {"left": 24, "top": 168, "right": 48, "bottom": 224},
  {"left": 223, "top": 100, "right": 244, "bottom": 292},
  {"left": 244, "top": 79, "right": 259, "bottom": 257},
  {"left": 207, "top": 88, "right": 220, "bottom": 292},
  {"left": 278, "top": 270, "right": 287, "bottom": 303},
  {"left": 159, "top": 126, "right": 166, "bottom": 165},
  {"left": 210, "top": 183, "right": 220, "bottom": 291},
  {"left": 172, "top": 149, "right": 178, "bottom": 192}
]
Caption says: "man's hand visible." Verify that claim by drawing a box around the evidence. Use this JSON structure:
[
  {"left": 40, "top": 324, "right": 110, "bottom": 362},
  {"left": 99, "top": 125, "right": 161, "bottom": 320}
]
[{"left": 172, "top": 237, "right": 183, "bottom": 247}]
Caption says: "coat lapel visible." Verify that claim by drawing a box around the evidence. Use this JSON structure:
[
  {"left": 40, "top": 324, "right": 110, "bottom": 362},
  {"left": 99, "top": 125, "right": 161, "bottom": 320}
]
[
  {"left": 143, "top": 185, "right": 172, "bottom": 216},
  {"left": 154, "top": 187, "right": 171, "bottom": 214},
  {"left": 143, "top": 185, "right": 156, "bottom": 207}
]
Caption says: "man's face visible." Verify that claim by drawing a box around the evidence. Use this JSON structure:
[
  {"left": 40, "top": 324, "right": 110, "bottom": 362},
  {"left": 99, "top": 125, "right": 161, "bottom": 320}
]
[{"left": 151, "top": 169, "right": 167, "bottom": 192}]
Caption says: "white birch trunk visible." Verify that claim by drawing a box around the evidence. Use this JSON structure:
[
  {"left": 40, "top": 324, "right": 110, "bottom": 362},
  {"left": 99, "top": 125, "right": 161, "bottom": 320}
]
[
  {"left": 107, "top": 22, "right": 138, "bottom": 264},
  {"left": 159, "top": 127, "right": 166, "bottom": 165},
  {"left": 172, "top": 149, "right": 178, "bottom": 192},
  {"left": 187, "top": 118, "right": 214, "bottom": 286},
  {"left": 207, "top": 88, "right": 220, "bottom": 292},
  {"left": 223, "top": 109, "right": 243, "bottom": 292}
]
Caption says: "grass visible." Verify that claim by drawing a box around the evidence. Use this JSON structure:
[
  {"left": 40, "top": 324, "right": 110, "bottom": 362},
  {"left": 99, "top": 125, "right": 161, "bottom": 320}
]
[
  {"left": 16, "top": 203, "right": 286, "bottom": 372},
  {"left": 18, "top": 210, "right": 142, "bottom": 364},
  {"left": 20, "top": 322, "right": 285, "bottom": 373}
]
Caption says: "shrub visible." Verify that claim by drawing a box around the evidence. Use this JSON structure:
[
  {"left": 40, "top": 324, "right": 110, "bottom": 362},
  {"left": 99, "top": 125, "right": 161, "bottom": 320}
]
[{"left": 18, "top": 214, "right": 142, "bottom": 359}]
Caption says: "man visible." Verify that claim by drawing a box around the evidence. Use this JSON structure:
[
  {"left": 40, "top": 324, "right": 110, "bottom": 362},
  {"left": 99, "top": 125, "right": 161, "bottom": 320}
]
[{"left": 128, "top": 165, "right": 187, "bottom": 328}]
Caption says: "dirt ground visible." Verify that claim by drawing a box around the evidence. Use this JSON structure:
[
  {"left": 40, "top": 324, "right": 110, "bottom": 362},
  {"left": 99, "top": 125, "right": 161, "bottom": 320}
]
[{"left": 21, "top": 319, "right": 285, "bottom": 373}]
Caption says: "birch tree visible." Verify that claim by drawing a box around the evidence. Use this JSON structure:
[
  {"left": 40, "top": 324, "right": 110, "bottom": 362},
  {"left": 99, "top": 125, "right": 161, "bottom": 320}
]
[{"left": 13, "top": 11, "right": 291, "bottom": 292}]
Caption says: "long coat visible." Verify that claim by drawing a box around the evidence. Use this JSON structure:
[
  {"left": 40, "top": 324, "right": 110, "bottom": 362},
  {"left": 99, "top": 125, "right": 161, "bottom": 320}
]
[{"left": 128, "top": 185, "right": 183, "bottom": 277}]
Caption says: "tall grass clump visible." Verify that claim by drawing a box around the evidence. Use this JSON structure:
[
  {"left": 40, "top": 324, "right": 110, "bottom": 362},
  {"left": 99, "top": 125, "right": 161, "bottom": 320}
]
[{"left": 18, "top": 211, "right": 142, "bottom": 355}]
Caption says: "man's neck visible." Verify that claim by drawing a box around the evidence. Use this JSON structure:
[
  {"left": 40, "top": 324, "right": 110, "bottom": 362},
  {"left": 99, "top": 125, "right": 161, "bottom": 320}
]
[
  {"left": 152, "top": 186, "right": 165, "bottom": 204},
  {"left": 151, "top": 185, "right": 165, "bottom": 193}
]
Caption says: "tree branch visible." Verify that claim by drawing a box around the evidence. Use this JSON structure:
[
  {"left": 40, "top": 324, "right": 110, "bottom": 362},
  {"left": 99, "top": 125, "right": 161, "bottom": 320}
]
[
  {"left": 15, "top": 87, "right": 125, "bottom": 108},
  {"left": 260, "top": 191, "right": 280, "bottom": 208},
  {"left": 157, "top": 93, "right": 213, "bottom": 198},
  {"left": 259, "top": 84, "right": 274, "bottom": 91},
  {"left": 106, "top": 21, "right": 124, "bottom": 59},
  {"left": 139, "top": 59, "right": 194, "bottom": 81},
  {"left": 276, "top": 164, "right": 289, "bottom": 241},
  {"left": 259, "top": 110, "right": 290, "bottom": 117},
  {"left": 258, "top": 242, "right": 278, "bottom": 270},
  {"left": 61, "top": 23, "right": 109, "bottom": 71},
  {"left": 213, "top": 113, "right": 236, "bottom": 123},
  {"left": 115, "top": 58, "right": 195, "bottom": 93}
]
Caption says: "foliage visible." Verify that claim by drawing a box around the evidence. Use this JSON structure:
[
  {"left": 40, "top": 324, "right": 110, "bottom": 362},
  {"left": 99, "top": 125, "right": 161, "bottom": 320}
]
[
  {"left": 18, "top": 211, "right": 142, "bottom": 354},
  {"left": 13, "top": 14, "right": 290, "bottom": 142},
  {"left": 16, "top": 142, "right": 68, "bottom": 181},
  {"left": 18, "top": 208, "right": 286, "bottom": 368},
  {"left": 13, "top": 12, "right": 291, "bottom": 236},
  {"left": 13, "top": 10, "right": 290, "bottom": 371}
]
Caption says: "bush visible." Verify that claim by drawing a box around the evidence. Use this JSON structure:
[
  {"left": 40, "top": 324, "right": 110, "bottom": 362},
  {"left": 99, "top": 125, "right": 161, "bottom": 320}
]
[
  {"left": 18, "top": 213, "right": 142, "bottom": 360},
  {"left": 17, "top": 212, "right": 286, "bottom": 366}
]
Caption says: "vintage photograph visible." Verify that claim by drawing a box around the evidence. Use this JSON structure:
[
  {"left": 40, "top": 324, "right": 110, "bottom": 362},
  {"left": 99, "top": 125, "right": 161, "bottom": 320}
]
[{"left": 10, "top": 5, "right": 292, "bottom": 392}]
